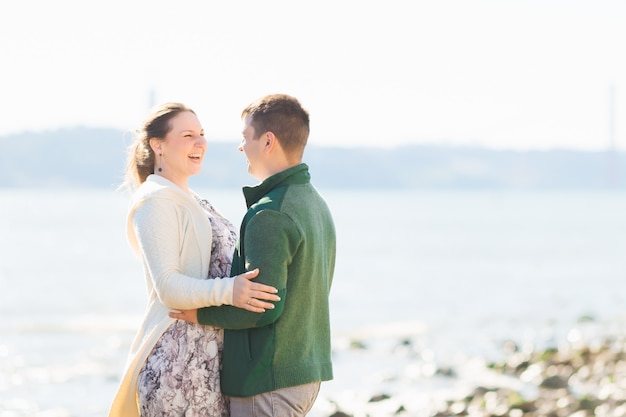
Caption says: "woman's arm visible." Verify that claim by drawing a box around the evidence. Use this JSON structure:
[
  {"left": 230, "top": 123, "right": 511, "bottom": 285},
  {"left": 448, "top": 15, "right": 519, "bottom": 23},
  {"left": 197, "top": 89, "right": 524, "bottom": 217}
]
[{"left": 131, "top": 199, "right": 278, "bottom": 311}]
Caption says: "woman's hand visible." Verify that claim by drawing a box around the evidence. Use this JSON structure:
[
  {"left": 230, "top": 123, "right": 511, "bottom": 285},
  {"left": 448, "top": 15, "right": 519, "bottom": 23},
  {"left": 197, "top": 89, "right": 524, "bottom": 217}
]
[
  {"left": 232, "top": 268, "right": 280, "bottom": 313},
  {"left": 169, "top": 309, "right": 198, "bottom": 323}
]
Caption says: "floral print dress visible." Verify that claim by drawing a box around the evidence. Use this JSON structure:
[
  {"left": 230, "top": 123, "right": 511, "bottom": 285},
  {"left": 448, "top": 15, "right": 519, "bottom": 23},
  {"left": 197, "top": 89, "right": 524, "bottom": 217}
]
[{"left": 137, "top": 198, "right": 237, "bottom": 417}]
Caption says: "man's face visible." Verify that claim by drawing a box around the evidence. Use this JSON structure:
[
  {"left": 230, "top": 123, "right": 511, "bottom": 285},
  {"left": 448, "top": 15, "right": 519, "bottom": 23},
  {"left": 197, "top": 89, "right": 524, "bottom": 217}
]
[{"left": 239, "top": 115, "right": 266, "bottom": 180}]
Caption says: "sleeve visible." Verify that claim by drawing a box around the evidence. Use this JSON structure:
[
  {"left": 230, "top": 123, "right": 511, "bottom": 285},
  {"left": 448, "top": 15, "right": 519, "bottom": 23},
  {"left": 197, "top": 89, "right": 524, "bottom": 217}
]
[
  {"left": 196, "top": 209, "right": 301, "bottom": 329},
  {"left": 131, "top": 198, "right": 235, "bottom": 310}
]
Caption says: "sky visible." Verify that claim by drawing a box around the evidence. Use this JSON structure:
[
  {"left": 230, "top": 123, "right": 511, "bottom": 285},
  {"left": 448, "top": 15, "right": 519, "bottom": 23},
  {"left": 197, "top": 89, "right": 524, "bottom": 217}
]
[{"left": 1, "top": 0, "right": 625, "bottom": 150}]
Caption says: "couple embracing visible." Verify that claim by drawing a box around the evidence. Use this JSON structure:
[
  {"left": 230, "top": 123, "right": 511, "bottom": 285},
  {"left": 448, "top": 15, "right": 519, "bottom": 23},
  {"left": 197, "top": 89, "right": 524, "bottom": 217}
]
[{"left": 109, "top": 94, "right": 336, "bottom": 417}]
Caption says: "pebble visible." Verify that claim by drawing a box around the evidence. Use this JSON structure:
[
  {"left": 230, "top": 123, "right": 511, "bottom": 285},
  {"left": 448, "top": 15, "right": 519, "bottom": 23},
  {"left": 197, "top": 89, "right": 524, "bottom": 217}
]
[{"left": 325, "top": 329, "right": 626, "bottom": 417}]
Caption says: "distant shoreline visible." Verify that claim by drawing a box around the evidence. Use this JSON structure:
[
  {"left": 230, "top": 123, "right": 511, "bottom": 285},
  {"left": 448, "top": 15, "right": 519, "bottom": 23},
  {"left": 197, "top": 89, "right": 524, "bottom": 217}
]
[{"left": 1, "top": 127, "right": 625, "bottom": 189}]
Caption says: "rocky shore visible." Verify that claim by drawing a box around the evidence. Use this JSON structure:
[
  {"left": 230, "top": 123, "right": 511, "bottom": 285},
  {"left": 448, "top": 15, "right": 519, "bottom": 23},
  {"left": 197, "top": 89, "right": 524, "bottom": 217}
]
[{"left": 318, "top": 320, "right": 626, "bottom": 417}]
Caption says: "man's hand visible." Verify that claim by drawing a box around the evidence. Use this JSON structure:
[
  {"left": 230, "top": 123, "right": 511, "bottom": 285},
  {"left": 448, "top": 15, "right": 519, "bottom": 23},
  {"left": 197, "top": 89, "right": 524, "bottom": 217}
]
[
  {"left": 169, "top": 309, "right": 199, "bottom": 324},
  {"left": 232, "top": 268, "right": 280, "bottom": 313},
  {"left": 168, "top": 269, "right": 281, "bottom": 323}
]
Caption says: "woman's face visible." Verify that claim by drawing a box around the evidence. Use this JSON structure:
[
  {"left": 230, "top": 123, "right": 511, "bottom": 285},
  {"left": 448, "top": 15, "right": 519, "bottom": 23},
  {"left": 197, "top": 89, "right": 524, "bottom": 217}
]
[{"left": 152, "top": 111, "right": 207, "bottom": 187}]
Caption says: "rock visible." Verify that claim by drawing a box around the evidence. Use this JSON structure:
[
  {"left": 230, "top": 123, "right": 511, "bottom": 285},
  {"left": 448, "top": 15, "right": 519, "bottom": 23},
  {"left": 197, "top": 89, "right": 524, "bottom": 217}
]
[
  {"left": 569, "top": 410, "right": 593, "bottom": 417},
  {"left": 399, "top": 337, "right": 412, "bottom": 347},
  {"left": 539, "top": 375, "right": 569, "bottom": 389},
  {"left": 468, "top": 386, "right": 491, "bottom": 400},
  {"left": 577, "top": 315, "right": 595, "bottom": 323},
  {"left": 512, "top": 400, "right": 537, "bottom": 413},
  {"left": 349, "top": 340, "right": 367, "bottom": 350},
  {"left": 435, "top": 366, "right": 457, "bottom": 377},
  {"left": 578, "top": 396, "right": 599, "bottom": 411},
  {"left": 328, "top": 412, "right": 352, "bottom": 417},
  {"left": 369, "top": 393, "right": 391, "bottom": 402},
  {"left": 322, "top": 328, "right": 626, "bottom": 417},
  {"left": 502, "top": 339, "right": 520, "bottom": 353}
]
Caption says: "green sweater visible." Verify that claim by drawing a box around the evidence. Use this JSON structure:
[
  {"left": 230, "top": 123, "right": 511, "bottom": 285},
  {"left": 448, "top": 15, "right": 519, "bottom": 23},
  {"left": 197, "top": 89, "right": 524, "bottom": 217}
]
[{"left": 197, "top": 163, "right": 337, "bottom": 397}]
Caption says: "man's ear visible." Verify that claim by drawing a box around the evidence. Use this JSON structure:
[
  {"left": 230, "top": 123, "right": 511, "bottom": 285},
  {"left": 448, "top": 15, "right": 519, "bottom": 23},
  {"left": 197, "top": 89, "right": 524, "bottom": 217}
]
[{"left": 264, "top": 132, "right": 277, "bottom": 152}]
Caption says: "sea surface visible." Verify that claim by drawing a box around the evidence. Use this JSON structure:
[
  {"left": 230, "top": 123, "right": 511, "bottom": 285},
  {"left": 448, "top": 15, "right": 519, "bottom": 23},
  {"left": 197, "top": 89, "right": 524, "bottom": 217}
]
[{"left": 1, "top": 187, "right": 625, "bottom": 416}]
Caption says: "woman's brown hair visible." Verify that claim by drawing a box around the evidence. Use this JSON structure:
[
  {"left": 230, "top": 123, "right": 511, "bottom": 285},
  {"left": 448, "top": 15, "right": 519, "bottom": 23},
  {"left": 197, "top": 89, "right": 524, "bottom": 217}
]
[{"left": 123, "top": 102, "right": 195, "bottom": 190}]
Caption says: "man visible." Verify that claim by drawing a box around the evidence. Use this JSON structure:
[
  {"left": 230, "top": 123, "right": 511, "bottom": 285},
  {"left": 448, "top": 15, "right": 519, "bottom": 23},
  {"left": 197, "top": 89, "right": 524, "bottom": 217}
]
[{"left": 171, "top": 94, "right": 337, "bottom": 416}]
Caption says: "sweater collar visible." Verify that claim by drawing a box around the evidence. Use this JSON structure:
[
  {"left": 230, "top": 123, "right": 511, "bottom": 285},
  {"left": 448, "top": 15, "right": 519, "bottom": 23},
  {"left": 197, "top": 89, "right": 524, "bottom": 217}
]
[
  {"left": 242, "top": 163, "right": 310, "bottom": 208},
  {"left": 132, "top": 174, "right": 199, "bottom": 207}
]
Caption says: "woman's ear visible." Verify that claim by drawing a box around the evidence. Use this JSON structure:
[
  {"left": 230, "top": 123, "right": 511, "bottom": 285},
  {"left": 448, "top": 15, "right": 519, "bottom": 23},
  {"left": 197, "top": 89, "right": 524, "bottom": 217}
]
[{"left": 149, "top": 138, "right": 161, "bottom": 154}]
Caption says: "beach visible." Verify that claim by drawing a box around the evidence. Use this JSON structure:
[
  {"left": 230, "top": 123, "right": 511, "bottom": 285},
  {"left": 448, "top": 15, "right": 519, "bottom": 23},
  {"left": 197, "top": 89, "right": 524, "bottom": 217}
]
[
  {"left": 312, "top": 318, "right": 626, "bottom": 417},
  {"left": 1, "top": 188, "right": 625, "bottom": 416}
]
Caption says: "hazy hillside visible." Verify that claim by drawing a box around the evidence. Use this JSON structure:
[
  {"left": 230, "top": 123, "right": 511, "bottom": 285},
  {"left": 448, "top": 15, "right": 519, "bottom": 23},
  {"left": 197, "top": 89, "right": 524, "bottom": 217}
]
[{"left": 0, "top": 127, "right": 623, "bottom": 189}]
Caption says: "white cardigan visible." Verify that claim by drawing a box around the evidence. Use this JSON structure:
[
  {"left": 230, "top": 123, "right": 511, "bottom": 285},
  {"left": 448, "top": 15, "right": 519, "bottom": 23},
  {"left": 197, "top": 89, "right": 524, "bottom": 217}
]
[{"left": 108, "top": 175, "right": 235, "bottom": 417}]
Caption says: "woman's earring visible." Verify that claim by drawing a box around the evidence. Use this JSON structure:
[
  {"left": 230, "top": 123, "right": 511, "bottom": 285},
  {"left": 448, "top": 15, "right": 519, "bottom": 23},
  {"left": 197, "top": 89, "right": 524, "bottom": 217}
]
[{"left": 158, "top": 153, "right": 163, "bottom": 172}]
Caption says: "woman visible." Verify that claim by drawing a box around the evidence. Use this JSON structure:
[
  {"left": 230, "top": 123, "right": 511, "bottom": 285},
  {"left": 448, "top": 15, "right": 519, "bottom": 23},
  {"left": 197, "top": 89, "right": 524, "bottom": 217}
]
[{"left": 108, "top": 103, "right": 279, "bottom": 417}]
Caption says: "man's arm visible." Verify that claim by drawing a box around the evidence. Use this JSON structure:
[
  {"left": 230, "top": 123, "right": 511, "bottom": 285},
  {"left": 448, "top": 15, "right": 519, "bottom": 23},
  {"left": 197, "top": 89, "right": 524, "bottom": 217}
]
[{"left": 173, "top": 210, "right": 301, "bottom": 329}]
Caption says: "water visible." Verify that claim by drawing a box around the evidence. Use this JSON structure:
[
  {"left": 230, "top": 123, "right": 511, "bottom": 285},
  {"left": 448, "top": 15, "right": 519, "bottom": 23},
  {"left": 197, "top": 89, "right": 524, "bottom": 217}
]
[{"left": 1, "top": 188, "right": 625, "bottom": 416}]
